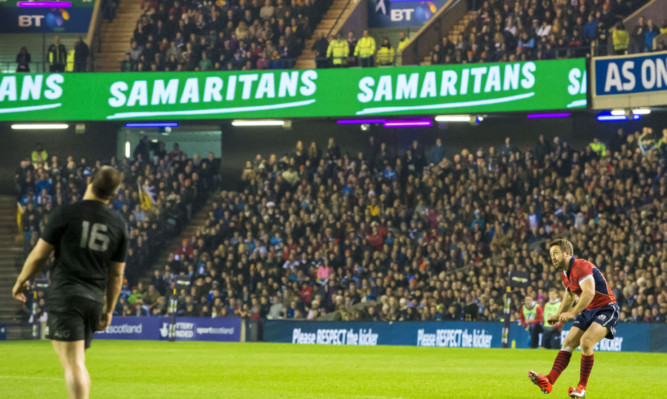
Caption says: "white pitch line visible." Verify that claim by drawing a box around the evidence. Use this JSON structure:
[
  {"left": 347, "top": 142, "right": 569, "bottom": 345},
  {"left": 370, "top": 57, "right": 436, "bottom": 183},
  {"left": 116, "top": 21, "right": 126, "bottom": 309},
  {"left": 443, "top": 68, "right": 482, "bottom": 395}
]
[{"left": 0, "top": 375, "right": 62, "bottom": 381}]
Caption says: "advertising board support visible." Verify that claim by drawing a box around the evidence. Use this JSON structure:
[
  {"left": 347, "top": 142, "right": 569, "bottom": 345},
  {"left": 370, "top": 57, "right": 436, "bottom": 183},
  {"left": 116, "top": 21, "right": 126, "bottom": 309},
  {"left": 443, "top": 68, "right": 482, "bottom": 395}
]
[
  {"left": 168, "top": 290, "right": 177, "bottom": 342},
  {"left": 245, "top": 319, "right": 263, "bottom": 342},
  {"left": 502, "top": 270, "right": 530, "bottom": 348}
]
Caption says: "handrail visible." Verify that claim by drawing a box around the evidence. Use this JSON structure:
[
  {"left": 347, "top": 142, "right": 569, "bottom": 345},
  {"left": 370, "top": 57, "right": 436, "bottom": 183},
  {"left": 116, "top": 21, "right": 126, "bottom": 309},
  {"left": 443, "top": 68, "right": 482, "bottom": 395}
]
[
  {"left": 623, "top": 0, "right": 659, "bottom": 23},
  {"left": 85, "top": 0, "right": 103, "bottom": 47},
  {"left": 327, "top": 0, "right": 354, "bottom": 37},
  {"left": 398, "top": 0, "right": 467, "bottom": 65},
  {"left": 86, "top": 0, "right": 105, "bottom": 71},
  {"left": 400, "top": 0, "right": 459, "bottom": 50}
]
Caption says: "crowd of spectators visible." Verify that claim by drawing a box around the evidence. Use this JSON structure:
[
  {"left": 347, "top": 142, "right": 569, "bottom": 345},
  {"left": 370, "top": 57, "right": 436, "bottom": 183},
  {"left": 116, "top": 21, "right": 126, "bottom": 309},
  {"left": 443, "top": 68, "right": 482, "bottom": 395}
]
[
  {"left": 111, "top": 126, "right": 667, "bottom": 327},
  {"left": 427, "top": 0, "right": 662, "bottom": 66},
  {"left": 14, "top": 36, "right": 90, "bottom": 73},
  {"left": 121, "top": 0, "right": 331, "bottom": 72},
  {"left": 625, "top": 15, "right": 667, "bottom": 54},
  {"left": 17, "top": 139, "right": 222, "bottom": 321}
]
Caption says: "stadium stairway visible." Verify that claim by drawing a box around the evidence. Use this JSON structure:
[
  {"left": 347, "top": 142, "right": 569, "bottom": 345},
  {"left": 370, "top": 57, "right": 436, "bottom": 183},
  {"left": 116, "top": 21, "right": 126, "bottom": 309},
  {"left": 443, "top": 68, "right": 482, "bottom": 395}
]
[
  {"left": 419, "top": 10, "right": 476, "bottom": 65},
  {"left": 94, "top": 0, "right": 144, "bottom": 72},
  {"left": 294, "top": 0, "right": 354, "bottom": 70},
  {"left": 140, "top": 193, "right": 219, "bottom": 286},
  {"left": 0, "top": 196, "right": 24, "bottom": 321}
]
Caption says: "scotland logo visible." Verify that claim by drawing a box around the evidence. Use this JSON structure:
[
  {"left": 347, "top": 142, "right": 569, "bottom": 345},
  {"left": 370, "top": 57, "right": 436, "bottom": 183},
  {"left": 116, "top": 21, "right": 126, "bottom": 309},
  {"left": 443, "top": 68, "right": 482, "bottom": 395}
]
[
  {"left": 597, "top": 314, "right": 607, "bottom": 322},
  {"left": 45, "top": 8, "right": 70, "bottom": 29}
]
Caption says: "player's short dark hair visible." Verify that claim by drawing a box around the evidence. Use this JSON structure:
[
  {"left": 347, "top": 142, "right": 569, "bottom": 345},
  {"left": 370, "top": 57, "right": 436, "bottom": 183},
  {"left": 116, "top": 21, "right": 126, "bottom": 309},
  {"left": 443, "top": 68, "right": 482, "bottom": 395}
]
[
  {"left": 91, "top": 166, "right": 121, "bottom": 200},
  {"left": 549, "top": 238, "right": 573, "bottom": 256}
]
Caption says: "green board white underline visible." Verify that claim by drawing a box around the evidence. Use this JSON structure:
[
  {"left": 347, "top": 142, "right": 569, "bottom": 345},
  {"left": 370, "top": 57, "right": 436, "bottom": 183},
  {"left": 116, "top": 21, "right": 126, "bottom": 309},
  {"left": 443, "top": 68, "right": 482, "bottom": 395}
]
[
  {"left": 0, "top": 103, "right": 62, "bottom": 114},
  {"left": 105, "top": 99, "right": 316, "bottom": 120},
  {"left": 355, "top": 93, "right": 536, "bottom": 115}
]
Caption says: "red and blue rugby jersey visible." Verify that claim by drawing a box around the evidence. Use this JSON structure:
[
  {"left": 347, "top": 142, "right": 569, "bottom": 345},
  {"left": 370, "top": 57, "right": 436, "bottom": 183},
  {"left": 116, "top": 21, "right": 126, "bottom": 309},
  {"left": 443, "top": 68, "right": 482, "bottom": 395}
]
[{"left": 561, "top": 258, "right": 616, "bottom": 310}]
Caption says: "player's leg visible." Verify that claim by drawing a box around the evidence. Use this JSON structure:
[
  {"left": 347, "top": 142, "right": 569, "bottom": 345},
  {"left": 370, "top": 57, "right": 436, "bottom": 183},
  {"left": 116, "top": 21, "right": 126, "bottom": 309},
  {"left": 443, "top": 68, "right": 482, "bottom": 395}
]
[
  {"left": 529, "top": 326, "right": 584, "bottom": 394},
  {"left": 568, "top": 323, "right": 608, "bottom": 398},
  {"left": 52, "top": 340, "right": 90, "bottom": 399},
  {"left": 548, "top": 325, "right": 584, "bottom": 383}
]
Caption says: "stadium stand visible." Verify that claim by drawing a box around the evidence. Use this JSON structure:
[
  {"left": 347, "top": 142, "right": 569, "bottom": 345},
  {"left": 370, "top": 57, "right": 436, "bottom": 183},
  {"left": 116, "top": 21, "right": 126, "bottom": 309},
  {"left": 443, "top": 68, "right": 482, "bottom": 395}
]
[
  {"left": 118, "top": 0, "right": 333, "bottom": 72},
  {"left": 19, "top": 125, "right": 666, "bottom": 325},
  {"left": 419, "top": 0, "right": 656, "bottom": 65},
  {"left": 7, "top": 0, "right": 662, "bottom": 72},
  {"left": 15, "top": 146, "right": 221, "bottom": 320}
]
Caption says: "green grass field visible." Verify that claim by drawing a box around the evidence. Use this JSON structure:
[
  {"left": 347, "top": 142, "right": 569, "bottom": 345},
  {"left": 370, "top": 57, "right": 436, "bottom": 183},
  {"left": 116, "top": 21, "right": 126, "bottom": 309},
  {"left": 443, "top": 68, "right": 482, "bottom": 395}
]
[{"left": 1, "top": 341, "right": 665, "bottom": 398}]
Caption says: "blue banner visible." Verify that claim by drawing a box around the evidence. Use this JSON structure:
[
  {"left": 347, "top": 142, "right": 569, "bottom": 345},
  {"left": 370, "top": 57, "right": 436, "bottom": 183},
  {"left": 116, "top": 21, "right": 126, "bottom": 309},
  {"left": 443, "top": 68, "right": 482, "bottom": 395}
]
[
  {"left": 594, "top": 52, "right": 667, "bottom": 96},
  {"left": 265, "top": 320, "right": 666, "bottom": 352},
  {"left": 510, "top": 323, "right": 651, "bottom": 352},
  {"left": 0, "top": 324, "right": 6, "bottom": 341},
  {"left": 95, "top": 317, "right": 163, "bottom": 340},
  {"left": 368, "top": 0, "right": 448, "bottom": 28},
  {"left": 0, "top": 6, "right": 93, "bottom": 33},
  {"left": 265, "top": 320, "right": 502, "bottom": 348},
  {"left": 95, "top": 316, "right": 241, "bottom": 342}
]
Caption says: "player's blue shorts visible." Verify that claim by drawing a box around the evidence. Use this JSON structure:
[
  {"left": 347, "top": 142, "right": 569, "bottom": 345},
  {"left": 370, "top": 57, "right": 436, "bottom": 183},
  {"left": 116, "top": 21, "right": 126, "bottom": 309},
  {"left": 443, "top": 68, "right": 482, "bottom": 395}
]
[{"left": 572, "top": 303, "right": 620, "bottom": 339}]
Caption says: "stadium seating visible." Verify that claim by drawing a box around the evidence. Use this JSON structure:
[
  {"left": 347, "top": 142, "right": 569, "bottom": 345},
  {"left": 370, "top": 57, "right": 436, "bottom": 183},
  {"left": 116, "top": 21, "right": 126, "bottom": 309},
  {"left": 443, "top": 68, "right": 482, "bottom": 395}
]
[
  {"left": 94, "top": 127, "right": 666, "bottom": 324},
  {"left": 422, "top": 0, "right": 655, "bottom": 65},
  {"left": 16, "top": 125, "right": 667, "bottom": 325},
  {"left": 120, "top": 0, "right": 332, "bottom": 72}
]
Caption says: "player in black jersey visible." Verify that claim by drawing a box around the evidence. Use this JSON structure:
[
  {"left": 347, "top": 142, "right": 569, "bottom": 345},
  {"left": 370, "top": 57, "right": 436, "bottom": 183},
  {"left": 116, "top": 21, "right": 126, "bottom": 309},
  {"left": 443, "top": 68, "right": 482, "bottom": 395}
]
[{"left": 13, "top": 166, "right": 127, "bottom": 399}]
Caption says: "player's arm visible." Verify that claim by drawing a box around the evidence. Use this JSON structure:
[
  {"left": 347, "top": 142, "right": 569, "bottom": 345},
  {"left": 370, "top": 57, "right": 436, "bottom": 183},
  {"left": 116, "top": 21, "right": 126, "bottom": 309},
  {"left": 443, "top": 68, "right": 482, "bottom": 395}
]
[
  {"left": 561, "top": 277, "right": 595, "bottom": 321},
  {"left": 12, "top": 239, "right": 54, "bottom": 302},
  {"left": 547, "top": 290, "right": 574, "bottom": 325},
  {"left": 98, "top": 261, "right": 126, "bottom": 331}
]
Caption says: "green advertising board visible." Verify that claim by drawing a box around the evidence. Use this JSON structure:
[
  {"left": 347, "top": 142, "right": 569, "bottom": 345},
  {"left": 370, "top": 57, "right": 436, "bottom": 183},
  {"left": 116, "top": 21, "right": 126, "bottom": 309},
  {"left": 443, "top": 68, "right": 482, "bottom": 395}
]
[{"left": 0, "top": 59, "right": 587, "bottom": 121}]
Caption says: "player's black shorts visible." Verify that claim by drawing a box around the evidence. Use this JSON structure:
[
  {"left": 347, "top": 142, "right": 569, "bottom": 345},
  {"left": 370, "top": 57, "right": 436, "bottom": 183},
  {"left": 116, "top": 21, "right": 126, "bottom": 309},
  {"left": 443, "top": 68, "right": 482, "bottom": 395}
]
[
  {"left": 46, "top": 296, "right": 104, "bottom": 349},
  {"left": 572, "top": 303, "right": 620, "bottom": 339}
]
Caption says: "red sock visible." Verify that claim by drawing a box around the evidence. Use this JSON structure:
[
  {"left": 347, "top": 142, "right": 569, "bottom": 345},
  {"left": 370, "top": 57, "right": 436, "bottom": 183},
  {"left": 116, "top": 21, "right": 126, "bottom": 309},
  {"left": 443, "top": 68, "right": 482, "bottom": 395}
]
[
  {"left": 579, "top": 354, "right": 594, "bottom": 388},
  {"left": 547, "top": 350, "right": 572, "bottom": 384}
]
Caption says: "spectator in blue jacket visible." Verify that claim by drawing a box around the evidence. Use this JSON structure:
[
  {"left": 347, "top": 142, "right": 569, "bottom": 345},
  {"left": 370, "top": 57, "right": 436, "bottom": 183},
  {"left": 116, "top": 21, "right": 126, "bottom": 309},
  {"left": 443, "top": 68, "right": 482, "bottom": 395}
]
[
  {"left": 644, "top": 19, "right": 659, "bottom": 52},
  {"left": 583, "top": 14, "right": 599, "bottom": 43},
  {"left": 428, "top": 138, "right": 446, "bottom": 165}
]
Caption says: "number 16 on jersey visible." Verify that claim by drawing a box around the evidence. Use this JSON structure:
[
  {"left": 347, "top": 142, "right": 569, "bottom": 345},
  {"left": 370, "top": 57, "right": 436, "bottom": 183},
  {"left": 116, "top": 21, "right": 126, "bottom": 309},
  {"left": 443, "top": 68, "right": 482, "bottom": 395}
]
[{"left": 80, "top": 221, "right": 110, "bottom": 251}]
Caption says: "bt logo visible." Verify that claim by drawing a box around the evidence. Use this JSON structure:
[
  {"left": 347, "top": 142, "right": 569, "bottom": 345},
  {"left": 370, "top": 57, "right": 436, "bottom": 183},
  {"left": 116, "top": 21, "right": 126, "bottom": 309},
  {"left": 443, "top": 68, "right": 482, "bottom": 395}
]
[
  {"left": 390, "top": 9, "right": 415, "bottom": 21},
  {"left": 18, "top": 8, "right": 70, "bottom": 29},
  {"left": 390, "top": 2, "right": 437, "bottom": 22},
  {"left": 19, "top": 15, "right": 45, "bottom": 27}
]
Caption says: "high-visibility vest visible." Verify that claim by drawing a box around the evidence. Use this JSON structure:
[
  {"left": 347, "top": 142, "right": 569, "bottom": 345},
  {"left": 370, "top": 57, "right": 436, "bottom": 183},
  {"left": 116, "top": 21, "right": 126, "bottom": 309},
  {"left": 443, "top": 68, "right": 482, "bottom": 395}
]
[
  {"left": 522, "top": 304, "right": 537, "bottom": 323},
  {"left": 543, "top": 300, "right": 560, "bottom": 327},
  {"left": 355, "top": 36, "right": 376, "bottom": 58},
  {"left": 48, "top": 44, "right": 66, "bottom": 65},
  {"left": 66, "top": 50, "right": 75, "bottom": 72},
  {"left": 376, "top": 46, "right": 395, "bottom": 65},
  {"left": 613, "top": 29, "right": 629, "bottom": 51},
  {"left": 327, "top": 39, "right": 349, "bottom": 65},
  {"left": 590, "top": 141, "right": 607, "bottom": 157},
  {"left": 397, "top": 37, "right": 409, "bottom": 54}
]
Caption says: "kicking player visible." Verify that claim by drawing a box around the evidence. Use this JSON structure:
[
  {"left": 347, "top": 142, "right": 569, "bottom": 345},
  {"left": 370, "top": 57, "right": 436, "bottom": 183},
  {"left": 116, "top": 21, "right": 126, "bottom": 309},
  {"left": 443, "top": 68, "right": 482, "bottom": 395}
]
[
  {"left": 13, "top": 166, "right": 127, "bottom": 399},
  {"left": 528, "top": 239, "right": 619, "bottom": 398}
]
